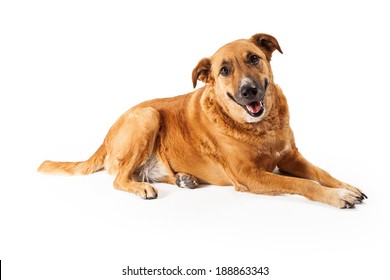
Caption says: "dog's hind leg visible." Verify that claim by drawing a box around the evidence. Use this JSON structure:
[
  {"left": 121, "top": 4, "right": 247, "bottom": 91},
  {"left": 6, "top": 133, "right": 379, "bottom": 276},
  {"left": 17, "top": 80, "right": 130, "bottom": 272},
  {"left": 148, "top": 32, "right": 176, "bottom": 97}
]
[{"left": 104, "top": 107, "right": 161, "bottom": 199}]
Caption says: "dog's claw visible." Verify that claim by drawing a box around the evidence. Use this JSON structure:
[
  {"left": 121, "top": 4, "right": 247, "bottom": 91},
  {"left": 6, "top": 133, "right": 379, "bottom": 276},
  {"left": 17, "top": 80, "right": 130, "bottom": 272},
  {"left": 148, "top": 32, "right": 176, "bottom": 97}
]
[{"left": 342, "top": 201, "right": 355, "bottom": 209}]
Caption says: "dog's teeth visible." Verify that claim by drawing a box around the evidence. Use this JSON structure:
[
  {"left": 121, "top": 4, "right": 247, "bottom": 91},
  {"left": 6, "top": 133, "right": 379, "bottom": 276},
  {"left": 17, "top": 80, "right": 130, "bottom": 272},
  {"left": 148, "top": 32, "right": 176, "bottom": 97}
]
[{"left": 246, "top": 101, "right": 262, "bottom": 114}]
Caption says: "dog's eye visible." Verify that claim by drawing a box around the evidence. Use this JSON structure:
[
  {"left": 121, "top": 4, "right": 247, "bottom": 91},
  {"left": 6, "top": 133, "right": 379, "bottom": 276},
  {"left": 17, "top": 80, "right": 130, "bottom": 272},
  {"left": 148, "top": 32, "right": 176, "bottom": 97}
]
[
  {"left": 220, "top": 66, "right": 230, "bottom": 76},
  {"left": 249, "top": 55, "right": 260, "bottom": 65}
]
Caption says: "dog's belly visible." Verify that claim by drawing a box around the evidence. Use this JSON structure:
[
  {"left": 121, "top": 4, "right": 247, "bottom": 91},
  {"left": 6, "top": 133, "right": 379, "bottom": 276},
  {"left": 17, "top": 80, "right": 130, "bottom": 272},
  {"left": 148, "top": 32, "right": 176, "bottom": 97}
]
[
  {"left": 134, "top": 156, "right": 169, "bottom": 183},
  {"left": 134, "top": 154, "right": 230, "bottom": 185},
  {"left": 191, "top": 162, "right": 231, "bottom": 185}
]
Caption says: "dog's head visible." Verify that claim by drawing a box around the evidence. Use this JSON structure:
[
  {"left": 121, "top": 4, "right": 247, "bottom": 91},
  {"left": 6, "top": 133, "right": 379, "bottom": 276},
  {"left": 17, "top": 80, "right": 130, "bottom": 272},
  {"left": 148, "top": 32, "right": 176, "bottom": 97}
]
[{"left": 192, "top": 33, "right": 282, "bottom": 124}]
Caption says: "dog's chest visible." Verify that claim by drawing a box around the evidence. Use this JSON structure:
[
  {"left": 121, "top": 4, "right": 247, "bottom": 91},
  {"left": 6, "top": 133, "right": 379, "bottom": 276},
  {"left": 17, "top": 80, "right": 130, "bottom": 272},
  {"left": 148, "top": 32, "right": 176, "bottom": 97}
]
[
  {"left": 263, "top": 136, "right": 293, "bottom": 170},
  {"left": 224, "top": 132, "right": 290, "bottom": 171}
]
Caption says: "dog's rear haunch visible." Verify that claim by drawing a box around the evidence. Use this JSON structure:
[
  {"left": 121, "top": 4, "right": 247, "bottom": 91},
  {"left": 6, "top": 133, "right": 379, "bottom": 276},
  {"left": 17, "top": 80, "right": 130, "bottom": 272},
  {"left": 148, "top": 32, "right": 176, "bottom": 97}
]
[{"left": 38, "top": 33, "right": 367, "bottom": 208}]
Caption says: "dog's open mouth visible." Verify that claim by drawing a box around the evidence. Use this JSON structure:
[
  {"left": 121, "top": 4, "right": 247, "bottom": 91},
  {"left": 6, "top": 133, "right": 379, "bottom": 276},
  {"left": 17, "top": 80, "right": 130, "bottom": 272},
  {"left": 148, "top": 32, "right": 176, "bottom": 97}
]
[
  {"left": 245, "top": 101, "right": 263, "bottom": 115},
  {"left": 227, "top": 93, "right": 265, "bottom": 118}
]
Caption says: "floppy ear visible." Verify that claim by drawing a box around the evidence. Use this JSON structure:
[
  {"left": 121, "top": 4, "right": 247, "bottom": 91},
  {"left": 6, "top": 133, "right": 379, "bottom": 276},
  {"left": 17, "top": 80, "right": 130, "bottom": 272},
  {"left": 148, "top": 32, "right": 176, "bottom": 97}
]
[
  {"left": 192, "top": 58, "right": 212, "bottom": 88},
  {"left": 251, "top": 33, "right": 283, "bottom": 61}
]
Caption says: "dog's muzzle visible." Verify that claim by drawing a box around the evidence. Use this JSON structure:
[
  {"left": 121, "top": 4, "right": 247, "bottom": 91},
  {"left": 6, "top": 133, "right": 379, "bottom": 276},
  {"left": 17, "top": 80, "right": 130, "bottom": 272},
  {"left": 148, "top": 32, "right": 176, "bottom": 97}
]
[{"left": 227, "top": 78, "right": 268, "bottom": 118}]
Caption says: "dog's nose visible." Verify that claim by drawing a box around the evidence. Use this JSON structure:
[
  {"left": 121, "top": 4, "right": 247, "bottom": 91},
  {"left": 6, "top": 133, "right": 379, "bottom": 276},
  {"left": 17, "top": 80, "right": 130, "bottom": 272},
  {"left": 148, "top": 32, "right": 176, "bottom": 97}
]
[
  {"left": 238, "top": 79, "right": 260, "bottom": 102},
  {"left": 241, "top": 84, "right": 258, "bottom": 98}
]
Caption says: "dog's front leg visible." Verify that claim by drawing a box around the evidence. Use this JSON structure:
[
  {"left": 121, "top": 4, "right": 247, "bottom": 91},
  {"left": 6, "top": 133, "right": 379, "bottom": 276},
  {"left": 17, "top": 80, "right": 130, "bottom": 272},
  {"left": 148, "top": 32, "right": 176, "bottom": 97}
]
[
  {"left": 277, "top": 150, "right": 367, "bottom": 199},
  {"left": 236, "top": 170, "right": 364, "bottom": 208}
]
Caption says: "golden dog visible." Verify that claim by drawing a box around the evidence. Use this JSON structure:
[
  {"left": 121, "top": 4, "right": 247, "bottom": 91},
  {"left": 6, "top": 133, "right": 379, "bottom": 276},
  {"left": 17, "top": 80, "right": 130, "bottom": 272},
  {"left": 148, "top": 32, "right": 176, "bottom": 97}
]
[{"left": 38, "top": 33, "right": 367, "bottom": 208}]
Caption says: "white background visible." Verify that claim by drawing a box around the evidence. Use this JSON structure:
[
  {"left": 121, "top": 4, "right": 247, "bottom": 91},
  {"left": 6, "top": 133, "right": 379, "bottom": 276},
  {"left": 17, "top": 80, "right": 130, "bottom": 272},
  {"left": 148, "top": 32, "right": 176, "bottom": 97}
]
[{"left": 1, "top": 0, "right": 389, "bottom": 279}]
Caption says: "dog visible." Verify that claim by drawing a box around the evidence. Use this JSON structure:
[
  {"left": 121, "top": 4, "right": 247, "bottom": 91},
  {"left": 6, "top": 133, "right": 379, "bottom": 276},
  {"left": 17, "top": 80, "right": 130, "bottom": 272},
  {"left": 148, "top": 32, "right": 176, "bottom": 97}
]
[{"left": 38, "top": 33, "right": 367, "bottom": 208}]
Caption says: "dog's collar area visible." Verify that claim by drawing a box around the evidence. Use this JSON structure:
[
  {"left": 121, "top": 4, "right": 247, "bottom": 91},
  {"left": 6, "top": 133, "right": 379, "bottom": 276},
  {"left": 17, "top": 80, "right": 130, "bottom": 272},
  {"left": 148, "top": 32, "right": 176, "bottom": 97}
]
[{"left": 227, "top": 92, "right": 265, "bottom": 118}]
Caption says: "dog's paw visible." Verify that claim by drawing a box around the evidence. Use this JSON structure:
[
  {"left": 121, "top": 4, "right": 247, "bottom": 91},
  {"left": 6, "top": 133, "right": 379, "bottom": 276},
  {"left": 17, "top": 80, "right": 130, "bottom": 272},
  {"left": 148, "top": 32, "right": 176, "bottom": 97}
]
[
  {"left": 135, "top": 183, "right": 158, "bottom": 199},
  {"left": 328, "top": 188, "right": 365, "bottom": 209},
  {"left": 339, "top": 182, "right": 368, "bottom": 200},
  {"left": 175, "top": 173, "right": 199, "bottom": 189}
]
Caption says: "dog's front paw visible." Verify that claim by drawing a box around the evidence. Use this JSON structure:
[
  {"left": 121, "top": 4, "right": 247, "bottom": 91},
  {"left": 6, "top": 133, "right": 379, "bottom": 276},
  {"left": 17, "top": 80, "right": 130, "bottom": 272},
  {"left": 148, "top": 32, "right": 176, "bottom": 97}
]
[
  {"left": 175, "top": 173, "right": 199, "bottom": 189},
  {"left": 328, "top": 188, "right": 365, "bottom": 209},
  {"left": 340, "top": 182, "right": 368, "bottom": 201}
]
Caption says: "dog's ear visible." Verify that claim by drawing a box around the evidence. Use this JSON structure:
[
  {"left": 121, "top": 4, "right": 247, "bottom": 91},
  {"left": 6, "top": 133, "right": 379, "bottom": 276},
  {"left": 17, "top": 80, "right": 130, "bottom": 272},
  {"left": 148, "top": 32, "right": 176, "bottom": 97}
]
[
  {"left": 251, "top": 33, "right": 283, "bottom": 61},
  {"left": 192, "top": 58, "right": 212, "bottom": 88}
]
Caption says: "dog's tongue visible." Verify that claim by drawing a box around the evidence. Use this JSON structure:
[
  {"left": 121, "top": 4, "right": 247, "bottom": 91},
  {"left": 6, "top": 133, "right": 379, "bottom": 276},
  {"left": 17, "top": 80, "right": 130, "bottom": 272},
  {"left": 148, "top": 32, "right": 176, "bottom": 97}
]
[{"left": 246, "top": 101, "right": 262, "bottom": 114}]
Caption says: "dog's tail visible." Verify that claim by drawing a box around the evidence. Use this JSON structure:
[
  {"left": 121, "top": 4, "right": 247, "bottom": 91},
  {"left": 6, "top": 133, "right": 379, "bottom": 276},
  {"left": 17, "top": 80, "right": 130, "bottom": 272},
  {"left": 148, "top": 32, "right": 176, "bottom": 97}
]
[{"left": 37, "top": 144, "right": 106, "bottom": 175}]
